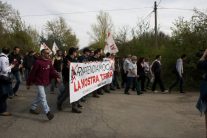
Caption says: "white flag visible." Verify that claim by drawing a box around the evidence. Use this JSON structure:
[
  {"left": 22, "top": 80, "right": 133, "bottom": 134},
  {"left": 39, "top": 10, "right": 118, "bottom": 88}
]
[
  {"left": 40, "top": 43, "right": 52, "bottom": 55},
  {"left": 104, "top": 32, "right": 119, "bottom": 54},
  {"left": 52, "top": 42, "right": 59, "bottom": 55}
]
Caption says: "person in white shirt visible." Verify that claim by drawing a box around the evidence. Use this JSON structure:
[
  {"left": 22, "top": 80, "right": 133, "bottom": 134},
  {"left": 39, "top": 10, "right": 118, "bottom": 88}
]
[
  {"left": 122, "top": 55, "right": 131, "bottom": 88},
  {"left": 124, "top": 56, "right": 142, "bottom": 95},
  {"left": 169, "top": 54, "right": 186, "bottom": 93},
  {"left": 0, "top": 47, "right": 15, "bottom": 116}
]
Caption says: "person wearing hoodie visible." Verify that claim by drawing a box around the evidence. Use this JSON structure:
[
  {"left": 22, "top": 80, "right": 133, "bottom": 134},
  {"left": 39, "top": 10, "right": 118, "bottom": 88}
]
[
  {"left": 0, "top": 47, "right": 15, "bottom": 116},
  {"left": 27, "top": 49, "right": 60, "bottom": 120}
]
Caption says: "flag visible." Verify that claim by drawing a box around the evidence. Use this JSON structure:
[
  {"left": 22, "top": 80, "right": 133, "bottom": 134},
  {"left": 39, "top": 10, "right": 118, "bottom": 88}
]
[
  {"left": 52, "top": 42, "right": 59, "bottom": 55},
  {"left": 40, "top": 43, "right": 52, "bottom": 55},
  {"left": 104, "top": 32, "right": 119, "bottom": 54}
]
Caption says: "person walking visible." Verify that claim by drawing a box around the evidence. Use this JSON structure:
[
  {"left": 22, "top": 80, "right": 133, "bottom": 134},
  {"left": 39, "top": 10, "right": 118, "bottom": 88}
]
[
  {"left": 0, "top": 47, "right": 14, "bottom": 116},
  {"left": 8, "top": 47, "right": 22, "bottom": 96},
  {"left": 151, "top": 55, "right": 168, "bottom": 93},
  {"left": 57, "top": 47, "right": 82, "bottom": 113},
  {"left": 124, "top": 56, "right": 142, "bottom": 95},
  {"left": 169, "top": 54, "right": 186, "bottom": 93},
  {"left": 27, "top": 49, "right": 60, "bottom": 120}
]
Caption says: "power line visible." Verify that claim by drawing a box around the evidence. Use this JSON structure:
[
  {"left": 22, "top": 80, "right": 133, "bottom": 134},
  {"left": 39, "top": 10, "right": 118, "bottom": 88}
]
[
  {"left": 21, "top": 7, "right": 152, "bottom": 17},
  {"left": 158, "top": 7, "right": 195, "bottom": 11}
]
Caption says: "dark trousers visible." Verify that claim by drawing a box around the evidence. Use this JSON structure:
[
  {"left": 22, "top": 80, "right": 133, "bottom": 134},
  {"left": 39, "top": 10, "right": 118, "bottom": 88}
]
[
  {"left": 125, "top": 77, "right": 141, "bottom": 94},
  {"left": 139, "top": 76, "right": 146, "bottom": 91},
  {"left": 145, "top": 74, "right": 150, "bottom": 88},
  {"left": 57, "top": 81, "right": 78, "bottom": 109},
  {"left": 0, "top": 83, "right": 12, "bottom": 113},
  {"left": 112, "top": 71, "right": 120, "bottom": 88},
  {"left": 121, "top": 71, "right": 127, "bottom": 87},
  {"left": 169, "top": 72, "right": 183, "bottom": 92},
  {"left": 152, "top": 74, "right": 165, "bottom": 92},
  {"left": 12, "top": 71, "right": 21, "bottom": 94}
]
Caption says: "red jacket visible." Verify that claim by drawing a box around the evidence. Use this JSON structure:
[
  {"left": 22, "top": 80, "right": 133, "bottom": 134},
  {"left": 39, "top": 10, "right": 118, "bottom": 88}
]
[{"left": 27, "top": 57, "right": 59, "bottom": 86}]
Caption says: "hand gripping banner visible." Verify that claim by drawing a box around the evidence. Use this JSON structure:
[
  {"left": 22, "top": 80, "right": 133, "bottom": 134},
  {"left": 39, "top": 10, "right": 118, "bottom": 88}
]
[{"left": 69, "top": 61, "right": 113, "bottom": 103}]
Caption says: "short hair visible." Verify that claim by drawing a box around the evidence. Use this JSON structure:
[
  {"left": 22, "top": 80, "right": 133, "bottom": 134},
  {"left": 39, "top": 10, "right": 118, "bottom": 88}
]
[
  {"left": 68, "top": 47, "right": 78, "bottom": 55},
  {"left": 14, "top": 47, "right": 20, "bottom": 50},
  {"left": 105, "top": 52, "right": 110, "bottom": 57},
  {"left": 181, "top": 54, "right": 186, "bottom": 59},
  {"left": 155, "top": 55, "right": 161, "bottom": 59},
  {"left": 41, "top": 49, "right": 48, "bottom": 55},
  {"left": 94, "top": 49, "right": 101, "bottom": 55},
  {"left": 2, "top": 47, "right": 10, "bottom": 54}
]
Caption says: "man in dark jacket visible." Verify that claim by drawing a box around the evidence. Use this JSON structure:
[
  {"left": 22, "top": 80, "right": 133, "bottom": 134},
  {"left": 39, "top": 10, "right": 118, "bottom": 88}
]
[
  {"left": 8, "top": 47, "right": 22, "bottom": 96},
  {"left": 57, "top": 47, "right": 82, "bottom": 113},
  {"left": 151, "top": 55, "right": 168, "bottom": 93},
  {"left": 23, "top": 50, "right": 35, "bottom": 81}
]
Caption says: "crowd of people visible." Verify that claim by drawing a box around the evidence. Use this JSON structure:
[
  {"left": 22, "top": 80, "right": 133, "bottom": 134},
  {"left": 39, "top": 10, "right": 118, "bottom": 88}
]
[{"left": 0, "top": 46, "right": 187, "bottom": 120}]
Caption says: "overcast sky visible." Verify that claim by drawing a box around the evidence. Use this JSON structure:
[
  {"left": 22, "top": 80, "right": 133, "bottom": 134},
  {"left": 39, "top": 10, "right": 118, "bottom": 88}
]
[{"left": 2, "top": 0, "right": 207, "bottom": 48}]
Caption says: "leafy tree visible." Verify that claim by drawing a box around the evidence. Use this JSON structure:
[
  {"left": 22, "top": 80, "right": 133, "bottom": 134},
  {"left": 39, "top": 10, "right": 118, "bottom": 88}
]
[
  {"left": 44, "top": 17, "right": 79, "bottom": 52},
  {"left": 90, "top": 11, "right": 113, "bottom": 49}
]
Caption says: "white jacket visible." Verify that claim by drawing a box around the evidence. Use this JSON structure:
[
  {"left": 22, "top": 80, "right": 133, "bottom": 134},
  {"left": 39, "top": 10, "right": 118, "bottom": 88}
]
[{"left": 0, "top": 53, "right": 12, "bottom": 77}]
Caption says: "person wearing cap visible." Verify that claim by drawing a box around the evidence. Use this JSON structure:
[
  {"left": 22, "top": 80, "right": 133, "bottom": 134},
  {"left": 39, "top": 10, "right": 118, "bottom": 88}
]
[
  {"left": 57, "top": 47, "right": 82, "bottom": 113},
  {"left": 124, "top": 56, "right": 142, "bottom": 95}
]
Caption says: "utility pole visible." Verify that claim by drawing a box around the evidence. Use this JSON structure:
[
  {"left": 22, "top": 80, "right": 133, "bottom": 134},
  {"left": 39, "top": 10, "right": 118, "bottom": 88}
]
[{"left": 154, "top": 1, "right": 158, "bottom": 48}]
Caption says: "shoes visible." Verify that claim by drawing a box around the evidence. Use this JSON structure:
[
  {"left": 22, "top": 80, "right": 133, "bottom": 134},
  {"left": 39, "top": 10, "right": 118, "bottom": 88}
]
[
  {"left": 153, "top": 90, "right": 159, "bottom": 93},
  {"left": 72, "top": 108, "right": 82, "bottom": 113},
  {"left": 14, "top": 94, "right": 18, "bottom": 96},
  {"left": 117, "top": 86, "right": 121, "bottom": 89},
  {"left": 137, "top": 92, "right": 143, "bottom": 95},
  {"left": 78, "top": 104, "right": 83, "bottom": 109},
  {"left": 46, "top": 111, "right": 54, "bottom": 120},
  {"left": 110, "top": 88, "right": 116, "bottom": 91},
  {"left": 162, "top": 90, "right": 169, "bottom": 94},
  {"left": 30, "top": 109, "right": 40, "bottom": 115},
  {"left": 124, "top": 92, "right": 130, "bottom": 95},
  {"left": 0, "top": 112, "right": 12, "bottom": 116},
  {"left": 180, "top": 91, "right": 185, "bottom": 93}
]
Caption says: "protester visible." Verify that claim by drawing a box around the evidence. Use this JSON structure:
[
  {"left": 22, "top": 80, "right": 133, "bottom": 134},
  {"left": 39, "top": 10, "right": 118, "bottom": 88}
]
[
  {"left": 122, "top": 55, "right": 131, "bottom": 88},
  {"left": 124, "top": 56, "right": 142, "bottom": 95},
  {"left": 143, "top": 58, "right": 151, "bottom": 89},
  {"left": 0, "top": 47, "right": 15, "bottom": 116},
  {"left": 9, "top": 47, "right": 22, "bottom": 96},
  {"left": 50, "top": 50, "right": 63, "bottom": 94},
  {"left": 57, "top": 47, "right": 82, "bottom": 113},
  {"left": 169, "top": 54, "right": 186, "bottom": 93},
  {"left": 78, "top": 47, "right": 91, "bottom": 102},
  {"left": 151, "top": 55, "right": 168, "bottom": 93},
  {"left": 27, "top": 49, "right": 60, "bottom": 120},
  {"left": 137, "top": 57, "right": 146, "bottom": 92},
  {"left": 196, "top": 49, "right": 207, "bottom": 138},
  {"left": 90, "top": 49, "right": 104, "bottom": 97},
  {"left": 23, "top": 50, "right": 35, "bottom": 81}
]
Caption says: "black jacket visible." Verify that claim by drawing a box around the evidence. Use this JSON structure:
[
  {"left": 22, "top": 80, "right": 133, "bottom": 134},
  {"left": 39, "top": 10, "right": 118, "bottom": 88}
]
[{"left": 8, "top": 52, "right": 21, "bottom": 72}]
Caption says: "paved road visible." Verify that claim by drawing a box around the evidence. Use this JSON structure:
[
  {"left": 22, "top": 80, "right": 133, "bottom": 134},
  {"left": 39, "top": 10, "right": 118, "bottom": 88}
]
[{"left": 0, "top": 84, "right": 205, "bottom": 138}]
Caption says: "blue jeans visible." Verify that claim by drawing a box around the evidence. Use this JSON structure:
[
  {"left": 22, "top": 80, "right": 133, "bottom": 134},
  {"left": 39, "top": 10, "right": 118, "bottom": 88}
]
[
  {"left": 0, "top": 82, "right": 12, "bottom": 113},
  {"left": 31, "top": 85, "right": 50, "bottom": 114},
  {"left": 125, "top": 77, "right": 141, "bottom": 94},
  {"left": 12, "top": 71, "right": 21, "bottom": 94}
]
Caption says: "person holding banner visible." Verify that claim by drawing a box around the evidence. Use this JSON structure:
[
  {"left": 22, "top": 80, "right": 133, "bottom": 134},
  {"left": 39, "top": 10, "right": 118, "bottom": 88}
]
[
  {"left": 27, "top": 49, "right": 60, "bottom": 120},
  {"left": 91, "top": 49, "right": 104, "bottom": 97},
  {"left": 57, "top": 47, "right": 82, "bottom": 113}
]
